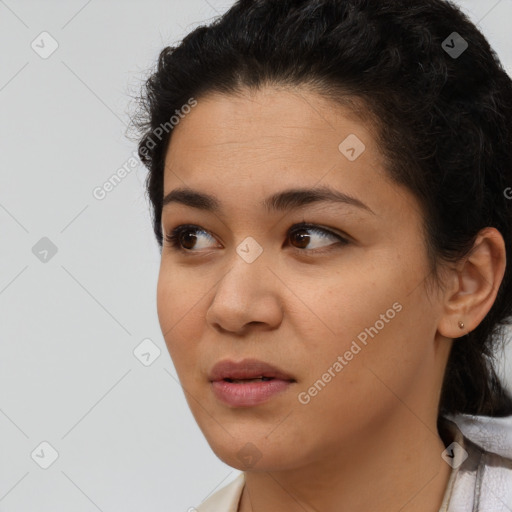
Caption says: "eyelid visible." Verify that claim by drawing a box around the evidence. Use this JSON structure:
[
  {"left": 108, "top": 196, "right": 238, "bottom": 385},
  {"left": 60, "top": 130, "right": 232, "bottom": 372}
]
[
  {"left": 164, "top": 223, "right": 220, "bottom": 250},
  {"left": 163, "top": 222, "right": 351, "bottom": 253},
  {"left": 287, "top": 223, "right": 351, "bottom": 254},
  {"left": 290, "top": 222, "right": 352, "bottom": 243}
]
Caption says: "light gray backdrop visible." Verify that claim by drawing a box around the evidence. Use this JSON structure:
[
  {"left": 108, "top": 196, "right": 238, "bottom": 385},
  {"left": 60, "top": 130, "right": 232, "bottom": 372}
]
[{"left": 1, "top": 1, "right": 511, "bottom": 510}]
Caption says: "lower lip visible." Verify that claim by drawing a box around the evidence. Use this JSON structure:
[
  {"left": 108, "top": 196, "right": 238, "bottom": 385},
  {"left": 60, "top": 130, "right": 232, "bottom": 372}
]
[{"left": 211, "top": 379, "right": 294, "bottom": 407}]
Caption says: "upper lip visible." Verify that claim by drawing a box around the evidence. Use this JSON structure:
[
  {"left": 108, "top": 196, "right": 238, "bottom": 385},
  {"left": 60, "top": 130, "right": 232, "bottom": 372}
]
[{"left": 208, "top": 358, "right": 296, "bottom": 382}]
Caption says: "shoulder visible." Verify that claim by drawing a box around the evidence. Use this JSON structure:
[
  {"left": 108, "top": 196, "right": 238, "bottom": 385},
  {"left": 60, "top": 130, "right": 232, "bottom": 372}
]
[
  {"left": 441, "top": 414, "right": 512, "bottom": 511},
  {"left": 194, "top": 473, "right": 245, "bottom": 512}
]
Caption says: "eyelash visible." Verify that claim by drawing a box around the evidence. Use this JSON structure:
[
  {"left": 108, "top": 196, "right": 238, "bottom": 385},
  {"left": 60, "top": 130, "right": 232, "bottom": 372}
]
[{"left": 163, "top": 222, "right": 350, "bottom": 255}]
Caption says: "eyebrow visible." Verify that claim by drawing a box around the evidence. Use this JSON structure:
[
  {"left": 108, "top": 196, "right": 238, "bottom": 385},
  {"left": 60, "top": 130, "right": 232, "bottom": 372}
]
[{"left": 162, "top": 185, "right": 375, "bottom": 215}]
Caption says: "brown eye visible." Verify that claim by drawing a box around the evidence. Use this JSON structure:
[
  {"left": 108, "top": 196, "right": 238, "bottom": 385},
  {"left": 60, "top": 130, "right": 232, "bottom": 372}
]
[
  {"left": 287, "top": 223, "right": 349, "bottom": 251},
  {"left": 164, "top": 225, "right": 218, "bottom": 251},
  {"left": 289, "top": 228, "right": 311, "bottom": 249},
  {"left": 179, "top": 230, "right": 198, "bottom": 250},
  {"left": 164, "top": 223, "right": 349, "bottom": 254}
]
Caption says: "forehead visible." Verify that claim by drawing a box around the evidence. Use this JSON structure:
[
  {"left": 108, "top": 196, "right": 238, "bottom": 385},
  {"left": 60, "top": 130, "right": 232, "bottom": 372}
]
[
  {"left": 167, "top": 87, "right": 372, "bottom": 152},
  {"left": 165, "top": 87, "right": 381, "bottom": 179},
  {"left": 162, "top": 86, "right": 418, "bottom": 224}
]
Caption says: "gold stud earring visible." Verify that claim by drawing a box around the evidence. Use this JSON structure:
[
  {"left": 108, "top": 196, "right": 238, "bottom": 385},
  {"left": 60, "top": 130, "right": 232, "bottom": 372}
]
[{"left": 458, "top": 321, "right": 465, "bottom": 329}]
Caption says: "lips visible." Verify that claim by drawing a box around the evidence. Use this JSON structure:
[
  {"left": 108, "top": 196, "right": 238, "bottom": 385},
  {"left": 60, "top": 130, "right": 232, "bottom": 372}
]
[{"left": 208, "top": 358, "right": 296, "bottom": 383}]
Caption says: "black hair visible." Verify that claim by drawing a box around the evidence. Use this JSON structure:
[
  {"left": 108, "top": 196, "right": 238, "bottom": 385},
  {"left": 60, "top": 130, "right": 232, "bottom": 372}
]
[{"left": 133, "top": 0, "right": 512, "bottom": 418}]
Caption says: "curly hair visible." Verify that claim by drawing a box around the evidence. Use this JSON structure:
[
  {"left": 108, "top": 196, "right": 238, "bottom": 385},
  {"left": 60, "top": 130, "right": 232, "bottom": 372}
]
[{"left": 133, "top": 0, "right": 512, "bottom": 418}]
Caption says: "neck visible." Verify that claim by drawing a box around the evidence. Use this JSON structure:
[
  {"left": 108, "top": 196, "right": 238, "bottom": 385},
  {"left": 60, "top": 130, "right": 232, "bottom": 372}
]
[{"left": 238, "top": 410, "right": 453, "bottom": 512}]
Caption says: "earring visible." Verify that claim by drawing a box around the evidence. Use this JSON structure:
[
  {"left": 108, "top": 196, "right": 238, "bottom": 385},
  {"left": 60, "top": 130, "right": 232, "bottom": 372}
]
[{"left": 458, "top": 321, "right": 465, "bottom": 329}]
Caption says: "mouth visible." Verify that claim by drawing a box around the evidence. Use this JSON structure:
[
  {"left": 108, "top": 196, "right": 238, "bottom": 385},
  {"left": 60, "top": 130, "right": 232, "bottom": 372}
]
[
  {"left": 211, "top": 377, "right": 295, "bottom": 407},
  {"left": 208, "top": 358, "right": 296, "bottom": 383},
  {"left": 208, "top": 358, "right": 296, "bottom": 407},
  {"left": 223, "top": 376, "right": 277, "bottom": 383}
]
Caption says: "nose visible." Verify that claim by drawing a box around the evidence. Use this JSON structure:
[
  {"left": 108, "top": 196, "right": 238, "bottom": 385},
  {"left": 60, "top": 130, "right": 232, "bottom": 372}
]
[{"left": 205, "top": 254, "right": 283, "bottom": 335}]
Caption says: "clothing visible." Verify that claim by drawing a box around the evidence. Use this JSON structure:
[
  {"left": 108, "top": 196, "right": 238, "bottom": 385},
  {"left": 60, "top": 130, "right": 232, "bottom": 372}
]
[
  {"left": 439, "top": 413, "right": 512, "bottom": 511},
  {"left": 194, "top": 414, "right": 512, "bottom": 512},
  {"left": 195, "top": 473, "right": 245, "bottom": 512}
]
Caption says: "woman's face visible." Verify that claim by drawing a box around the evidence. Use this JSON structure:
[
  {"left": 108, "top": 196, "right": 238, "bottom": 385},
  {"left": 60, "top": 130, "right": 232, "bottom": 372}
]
[{"left": 157, "top": 86, "right": 451, "bottom": 471}]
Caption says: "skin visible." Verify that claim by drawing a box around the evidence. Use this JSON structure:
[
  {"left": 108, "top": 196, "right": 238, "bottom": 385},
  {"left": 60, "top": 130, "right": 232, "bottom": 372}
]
[{"left": 156, "top": 86, "right": 506, "bottom": 512}]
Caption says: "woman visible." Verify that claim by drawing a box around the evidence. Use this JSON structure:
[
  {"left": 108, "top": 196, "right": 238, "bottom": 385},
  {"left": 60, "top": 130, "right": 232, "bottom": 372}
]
[{"left": 134, "top": 0, "right": 512, "bottom": 510}]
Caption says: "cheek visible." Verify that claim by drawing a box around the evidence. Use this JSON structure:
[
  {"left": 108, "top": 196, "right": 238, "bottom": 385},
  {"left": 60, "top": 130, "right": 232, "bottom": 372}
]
[
  {"left": 290, "top": 305, "right": 417, "bottom": 445},
  {"left": 292, "top": 254, "right": 431, "bottom": 401},
  {"left": 292, "top": 262, "right": 399, "bottom": 345},
  {"left": 156, "top": 261, "right": 202, "bottom": 328},
  {"left": 156, "top": 264, "right": 205, "bottom": 366}
]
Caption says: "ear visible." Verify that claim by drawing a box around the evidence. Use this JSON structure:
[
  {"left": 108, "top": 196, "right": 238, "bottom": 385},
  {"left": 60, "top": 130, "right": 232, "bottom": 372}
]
[{"left": 437, "top": 227, "right": 506, "bottom": 339}]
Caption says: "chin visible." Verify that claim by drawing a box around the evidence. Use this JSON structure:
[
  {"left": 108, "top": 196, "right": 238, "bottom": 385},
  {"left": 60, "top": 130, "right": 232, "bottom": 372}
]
[{"left": 204, "top": 431, "right": 301, "bottom": 472}]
